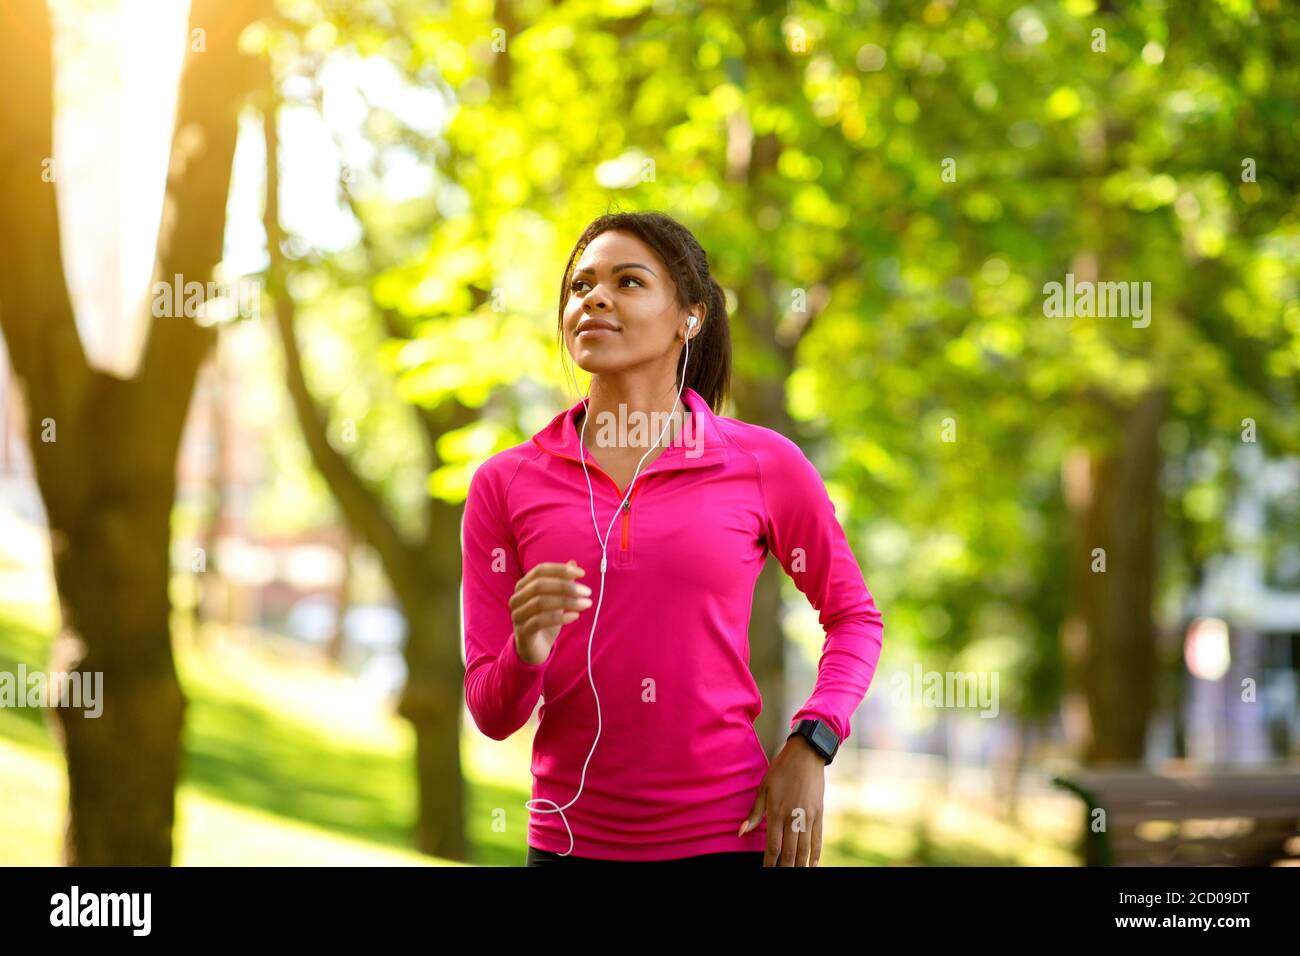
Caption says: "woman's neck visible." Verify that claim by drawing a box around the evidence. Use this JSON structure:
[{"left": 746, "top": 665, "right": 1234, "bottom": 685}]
[{"left": 577, "top": 375, "right": 687, "bottom": 452}]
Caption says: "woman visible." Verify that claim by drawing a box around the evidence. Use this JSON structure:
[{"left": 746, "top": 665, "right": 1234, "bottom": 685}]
[{"left": 460, "top": 211, "right": 884, "bottom": 866}]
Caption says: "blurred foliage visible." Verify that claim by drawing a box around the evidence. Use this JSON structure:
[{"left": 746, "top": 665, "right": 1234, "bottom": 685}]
[{"left": 257, "top": 0, "right": 1300, "bottom": 724}]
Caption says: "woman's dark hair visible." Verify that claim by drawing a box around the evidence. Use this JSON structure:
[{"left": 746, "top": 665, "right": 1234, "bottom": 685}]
[{"left": 556, "top": 210, "right": 732, "bottom": 412}]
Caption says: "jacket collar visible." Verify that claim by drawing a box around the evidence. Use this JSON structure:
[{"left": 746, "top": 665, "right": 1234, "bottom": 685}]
[{"left": 531, "top": 386, "right": 729, "bottom": 475}]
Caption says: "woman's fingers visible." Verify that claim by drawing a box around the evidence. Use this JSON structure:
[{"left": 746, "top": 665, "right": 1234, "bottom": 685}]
[
  {"left": 514, "top": 592, "right": 592, "bottom": 628},
  {"left": 739, "top": 786, "right": 765, "bottom": 837},
  {"left": 508, "top": 577, "right": 591, "bottom": 611},
  {"left": 512, "top": 562, "right": 594, "bottom": 639},
  {"left": 523, "top": 561, "right": 586, "bottom": 581},
  {"left": 763, "top": 813, "right": 783, "bottom": 867},
  {"left": 509, "top": 567, "right": 591, "bottom": 609},
  {"left": 510, "top": 561, "right": 593, "bottom": 658},
  {"left": 536, "top": 609, "right": 579, "bottom": 628},
  {"left": 795, "top": 817, "right": 812, "bottom": 868}
]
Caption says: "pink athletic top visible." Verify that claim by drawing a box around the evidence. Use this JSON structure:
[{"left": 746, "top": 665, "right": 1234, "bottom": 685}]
[{"left": 460, "top": 386, "right": 885, "bottom": 860}]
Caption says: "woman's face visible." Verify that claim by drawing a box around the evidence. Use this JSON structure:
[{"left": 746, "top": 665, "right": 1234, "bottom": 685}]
[{"left": 563, "top": 230, "right": 696, "bottom": 375}]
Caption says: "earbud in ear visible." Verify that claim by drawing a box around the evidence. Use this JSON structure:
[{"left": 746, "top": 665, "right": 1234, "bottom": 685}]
[{"left": 687, "top": 315, "right": 698, "bottom": 329}]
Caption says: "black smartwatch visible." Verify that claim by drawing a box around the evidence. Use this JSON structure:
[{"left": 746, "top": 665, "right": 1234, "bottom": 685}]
[{"left": 787, "top": 718, "right": 839, "bottom": 765}]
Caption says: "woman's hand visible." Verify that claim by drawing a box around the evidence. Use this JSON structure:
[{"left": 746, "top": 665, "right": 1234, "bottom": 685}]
[
  {"left": 510, "top": 560, "right": 592, "bottom": 665},
  {"left": 738, "top": 734, "right": 827, "bottom": 866}
]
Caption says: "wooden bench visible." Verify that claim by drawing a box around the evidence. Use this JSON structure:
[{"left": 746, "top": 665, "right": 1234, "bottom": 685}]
[{"left": 1051, "top": 762, "right": 1300, "bottom": 866}]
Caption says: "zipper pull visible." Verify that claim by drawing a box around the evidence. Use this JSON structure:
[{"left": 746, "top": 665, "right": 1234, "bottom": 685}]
[{"left": 622, "top": 499, "right": 631, "bottom": 513}]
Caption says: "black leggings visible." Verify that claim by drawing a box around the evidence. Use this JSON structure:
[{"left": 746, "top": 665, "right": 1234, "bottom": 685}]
[{"left": 527, "top": 845, "right": 764, "bottom": 866}]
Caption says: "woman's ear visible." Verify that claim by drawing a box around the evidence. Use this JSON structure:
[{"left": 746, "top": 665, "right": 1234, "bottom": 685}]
[{"left": 686, "top": 303, "right": 706, "bottom": 339}]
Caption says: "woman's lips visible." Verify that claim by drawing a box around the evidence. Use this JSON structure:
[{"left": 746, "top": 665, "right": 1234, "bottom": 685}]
[{"left": 576, "top": 327, "right": 618, "bottom": 339}]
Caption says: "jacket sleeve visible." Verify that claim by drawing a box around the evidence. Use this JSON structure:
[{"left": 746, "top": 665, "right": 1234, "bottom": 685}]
[
  {"left": 760, "top": 435, "right": 884, "bottom": 747},
  {"left": 461, "top": 459, "right": 547, "bottom": 741}
]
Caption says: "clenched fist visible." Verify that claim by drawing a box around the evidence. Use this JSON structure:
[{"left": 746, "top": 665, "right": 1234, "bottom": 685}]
[{"left": 511, "top": 559, "right": 592, "bottom": 665}]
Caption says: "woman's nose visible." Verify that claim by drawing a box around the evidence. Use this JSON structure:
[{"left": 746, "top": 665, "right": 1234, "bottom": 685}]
[{"left": 584, "top": 289, "right": 612, "bottom": 310}]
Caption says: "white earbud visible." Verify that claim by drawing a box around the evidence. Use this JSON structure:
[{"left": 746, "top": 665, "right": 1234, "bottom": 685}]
[
  {"left": 539, "top": 307, "right": 697, "bottom": 856},
  {"left": 687, "top": 315, "right": 698, "bottom": 329}
]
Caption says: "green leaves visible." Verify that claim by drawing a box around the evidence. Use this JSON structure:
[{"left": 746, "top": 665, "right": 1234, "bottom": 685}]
[{"left": 267, "top": 0, "right": 1298, "bottom": 711}]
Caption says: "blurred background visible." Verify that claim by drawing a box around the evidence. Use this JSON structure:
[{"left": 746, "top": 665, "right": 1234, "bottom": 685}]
[{"left": 1, "top": 0, "right": 1298, "bottom": 867}]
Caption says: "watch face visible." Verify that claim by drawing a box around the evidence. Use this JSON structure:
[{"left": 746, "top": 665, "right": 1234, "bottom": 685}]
[{"left": 811, "top": 722, "right": 838, "bottom": 754}]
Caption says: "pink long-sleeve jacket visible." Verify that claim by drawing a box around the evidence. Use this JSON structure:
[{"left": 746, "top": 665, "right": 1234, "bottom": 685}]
[{"left": 460, "top": 386, "right": 884, "bottom": 860}]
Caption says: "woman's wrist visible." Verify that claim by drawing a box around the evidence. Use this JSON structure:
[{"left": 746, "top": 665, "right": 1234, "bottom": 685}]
[
  {"left": 784, "top": 732, "right": 829, "bottom": 766},
  {"left": 512, "top": 631, "right": 545, "bottom": 667}
]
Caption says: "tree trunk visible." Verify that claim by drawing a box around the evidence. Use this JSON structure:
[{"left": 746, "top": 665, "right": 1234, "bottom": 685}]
[
  {"left": 262, "top": 99, "right": 474, "bottom": 859},
  {"left": 46, "top": 479, "right": 185, "bottom": 866},
  {"left": 1068, "top": 387, "right": 1168, "bottom": 764},
  {"left": 731, "top": 375, "right": 798, "bottom": 756},
  {"left": 0, "top": 0, "right": 269, "bottom": 865},
  {"left": 394, "top": 503, "right": 466, "bottom": 859},
  {"left": 396, "top": 613, "right": 467, "bottom": 860}
]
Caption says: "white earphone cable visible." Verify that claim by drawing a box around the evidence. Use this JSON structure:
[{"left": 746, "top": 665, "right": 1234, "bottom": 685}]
[{"left": 525, "top": 314, "right": 697, "bottom": 855}]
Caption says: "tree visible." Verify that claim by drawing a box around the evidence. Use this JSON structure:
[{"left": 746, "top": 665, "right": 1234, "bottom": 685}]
[
  {"left": 787, "top": 0, "right": 1300, "bottom": 762},
  {"left": 0, "top": 0, "right": 270, "bottom": 864},
  {"left": 406, "top": 0, "right": 1300, "bottom": 764},
  {"left": 259, "top": 70, "right": 485, "bottom": 857}
]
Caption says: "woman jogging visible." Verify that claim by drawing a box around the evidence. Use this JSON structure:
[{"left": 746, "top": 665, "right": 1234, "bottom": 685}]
[{"left": 460, "top": 210, "right": 884, "bottom": 866}]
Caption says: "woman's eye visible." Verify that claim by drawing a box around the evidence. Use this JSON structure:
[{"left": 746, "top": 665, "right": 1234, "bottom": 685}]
[{"left": 570, "top": 276, "right": 643, "bottom": 292}]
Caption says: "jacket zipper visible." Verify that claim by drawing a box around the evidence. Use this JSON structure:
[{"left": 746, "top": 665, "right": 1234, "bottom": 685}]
[{"left": 535, "top": 445, "right": 647, "bottom": 552}]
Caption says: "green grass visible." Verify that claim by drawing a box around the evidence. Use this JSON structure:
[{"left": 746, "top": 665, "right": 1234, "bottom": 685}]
[
  {"left": 1, "top": 598, "right": 1075, "bottom": 867},
  {"left": 0, "top": 599, "right": 528, "bottom": 866},
  {"left": 0, "top": 600, "right": 56, "bottom": 752}
]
